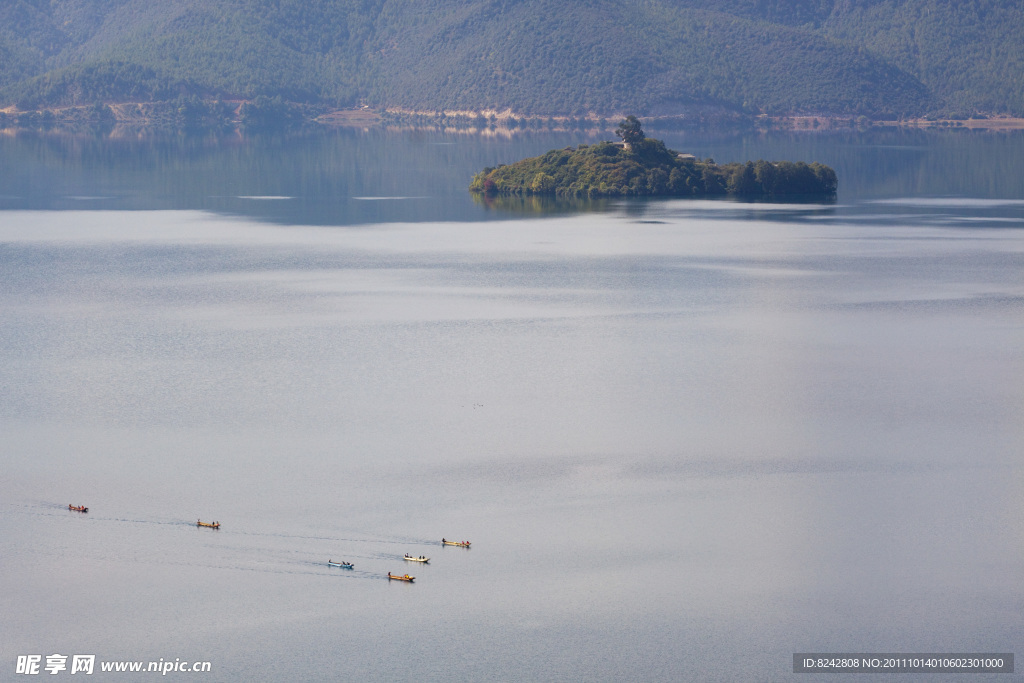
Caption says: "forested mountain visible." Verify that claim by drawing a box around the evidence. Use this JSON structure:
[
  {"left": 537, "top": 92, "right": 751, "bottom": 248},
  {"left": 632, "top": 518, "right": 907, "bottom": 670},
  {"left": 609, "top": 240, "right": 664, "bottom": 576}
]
[
  {"left": 1, "top": 0, "right": 1021, "bottom": 118},
  {"left": 0, "top": 0, "right": 374, "bottom": 106},
  {"left": 823, "top": 1, "right": 1024, "bottom": 116}
]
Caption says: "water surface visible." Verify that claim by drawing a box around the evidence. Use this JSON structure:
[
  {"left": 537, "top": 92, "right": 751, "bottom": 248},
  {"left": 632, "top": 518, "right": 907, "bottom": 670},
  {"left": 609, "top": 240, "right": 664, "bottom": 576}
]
[{"left": 1, "top": 128, "right": 1023, "bottom": 681}]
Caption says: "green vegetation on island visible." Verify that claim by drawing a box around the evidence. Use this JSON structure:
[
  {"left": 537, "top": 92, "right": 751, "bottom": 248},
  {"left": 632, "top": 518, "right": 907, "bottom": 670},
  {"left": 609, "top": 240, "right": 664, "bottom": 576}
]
[{"left": 470, "top": 117, "right": 837, "bottom": 198}]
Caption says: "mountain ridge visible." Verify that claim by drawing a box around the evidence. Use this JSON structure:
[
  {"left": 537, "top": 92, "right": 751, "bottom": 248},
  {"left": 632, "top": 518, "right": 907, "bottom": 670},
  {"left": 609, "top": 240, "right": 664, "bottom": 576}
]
[{"left": 1, "top": 0, "right": 1020, "bottom": 118}]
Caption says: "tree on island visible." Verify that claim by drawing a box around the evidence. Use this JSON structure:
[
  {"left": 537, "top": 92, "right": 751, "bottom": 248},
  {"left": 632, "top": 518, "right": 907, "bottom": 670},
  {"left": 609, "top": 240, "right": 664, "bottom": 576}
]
[{"left": 615, "top": 115, "right": 645, "bottom": 145}]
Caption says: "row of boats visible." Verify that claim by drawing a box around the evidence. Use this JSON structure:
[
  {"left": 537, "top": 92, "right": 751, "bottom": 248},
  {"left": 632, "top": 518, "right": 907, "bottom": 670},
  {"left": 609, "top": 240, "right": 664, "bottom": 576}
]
[
  {"left": 329, "top": 540, "right": 472, "bottom": 583},
  {"left": 70, "top": 505, "right": 469, "bottom": 583}
]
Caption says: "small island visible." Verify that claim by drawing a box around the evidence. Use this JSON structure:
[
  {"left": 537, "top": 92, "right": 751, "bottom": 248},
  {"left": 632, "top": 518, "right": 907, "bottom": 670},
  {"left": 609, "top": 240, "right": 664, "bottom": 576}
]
[{"left": 470, "top": 116, "right": 837, "bottom": 198}]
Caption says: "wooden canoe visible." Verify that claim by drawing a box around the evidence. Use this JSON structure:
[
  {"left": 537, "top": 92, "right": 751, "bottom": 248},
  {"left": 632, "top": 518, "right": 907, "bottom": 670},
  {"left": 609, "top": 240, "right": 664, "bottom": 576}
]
[
  {"left": 328, "top": 560, "right": 353, "bottom": 568},
  {"left": 196, "top": 520, "right": 220, "bottom": 529},
  {"left": 442, "top": 539, "right": 470, "bottom": 547},
  {"left": 403, "top": 555, "right": 430, "bottom": 563},
  {"left": 68, "top": 505, "right": 88, "bottom": 513},
  {"left": 388, "top": 573, "right": 415, "bottom": 582}
]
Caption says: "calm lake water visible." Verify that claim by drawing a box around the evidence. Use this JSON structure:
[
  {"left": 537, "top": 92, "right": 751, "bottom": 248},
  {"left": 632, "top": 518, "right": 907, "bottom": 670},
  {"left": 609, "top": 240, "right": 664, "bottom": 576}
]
[{"left": 1, "top": 126, "right": 1023, "bottom": 681}]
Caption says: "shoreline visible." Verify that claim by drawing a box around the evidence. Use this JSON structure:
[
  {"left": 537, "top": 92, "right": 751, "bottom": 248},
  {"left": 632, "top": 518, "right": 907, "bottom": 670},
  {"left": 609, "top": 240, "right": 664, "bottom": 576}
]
[
  {"left": 3, "top": 102, "right": 1024, "bottom": 134},
  {"left": 874, "top": 117, "right": 1024, "bottom": 130}
]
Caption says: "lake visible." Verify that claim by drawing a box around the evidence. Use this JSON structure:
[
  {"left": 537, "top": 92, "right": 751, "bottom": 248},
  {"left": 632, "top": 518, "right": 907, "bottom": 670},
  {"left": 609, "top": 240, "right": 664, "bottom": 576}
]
[{"left": 1, "top": 125, "right": 1023, "bottom": 681}]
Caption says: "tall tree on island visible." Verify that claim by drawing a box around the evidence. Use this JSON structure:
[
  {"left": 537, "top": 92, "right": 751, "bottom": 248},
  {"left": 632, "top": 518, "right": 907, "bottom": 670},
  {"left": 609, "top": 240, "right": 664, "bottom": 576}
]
[{"left": 615, "top": 115, "right": 645, "bottom": 146}]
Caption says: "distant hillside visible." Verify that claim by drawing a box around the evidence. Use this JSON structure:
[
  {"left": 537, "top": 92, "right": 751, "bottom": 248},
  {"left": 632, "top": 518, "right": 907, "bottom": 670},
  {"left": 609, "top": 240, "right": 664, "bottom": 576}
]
[
  {"left": 368, "top": 1, "right": 929, "bottom": 117},
  {"left": 822, "top": 0, "right": 1024, "bottom": 116},
  {"left": 0, "top": 0, "right": 374, "bottom": 107},
  {"left": 1, "top": 0, "right": 1021, "bottom": 118}
]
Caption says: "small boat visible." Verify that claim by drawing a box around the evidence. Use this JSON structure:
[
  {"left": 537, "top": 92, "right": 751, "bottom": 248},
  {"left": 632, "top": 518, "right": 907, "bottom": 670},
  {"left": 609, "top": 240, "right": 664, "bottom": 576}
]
[
  {"left": 388, "top": 573, "right": 415, "bottom": 582},
  {"left": 68, "top": 505, "right": 88, "bottom": 513},
  {"left": 441, "top": 538, "right": 470, "bottom": 547},
  {"left": 196, "top": 520, "right": 220, "bottom": 529},
  {"left": 404, "top": 554, "right": 430, "bottom": 563},
  {"left": 328, "top": 560, "right": 354, "bottom": 568}
]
